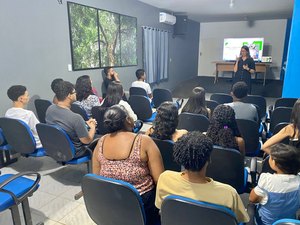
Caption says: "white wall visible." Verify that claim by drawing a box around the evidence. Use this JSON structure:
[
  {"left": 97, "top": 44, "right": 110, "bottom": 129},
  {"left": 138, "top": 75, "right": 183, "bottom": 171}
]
[
  {"left": 198, "top": 19, "right": 287, "bottom": 80},
  {"left": 0, "top": 0, "right": 199, "bottom": 116}
]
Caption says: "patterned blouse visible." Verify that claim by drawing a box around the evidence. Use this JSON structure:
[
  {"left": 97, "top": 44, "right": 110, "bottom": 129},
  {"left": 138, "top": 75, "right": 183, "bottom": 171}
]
[
  {"left": 96, "top": 134, "right": 154, "bottom": 195},
  {"left": 76, "top": 95, "right": 101, "bottom": 117}
]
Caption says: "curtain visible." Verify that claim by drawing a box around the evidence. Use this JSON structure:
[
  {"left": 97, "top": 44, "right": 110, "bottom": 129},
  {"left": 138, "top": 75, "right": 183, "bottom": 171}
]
[{"left": 142, "top": 27, "right": 169, "bottom": 84}]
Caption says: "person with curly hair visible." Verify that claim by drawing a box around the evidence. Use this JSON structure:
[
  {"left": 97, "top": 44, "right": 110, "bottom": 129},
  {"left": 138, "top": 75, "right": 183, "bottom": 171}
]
[
  {"left": 181, "top": 86, "right": 210, "bottom": 118},
  {"left": 75, "top": 75, "right": 101, "bottom": 117},
  {"left": 155, "top": 131, "right": 249, "bottom": 223},
  {"left": 92, "top": 105, "right": 164, "bottom": 225},
  {"left": 145, "top": 101, "right": 187, "bottom": 142},
  {"left": 206, "top": 104, "right": 245, "bottom": 155}
]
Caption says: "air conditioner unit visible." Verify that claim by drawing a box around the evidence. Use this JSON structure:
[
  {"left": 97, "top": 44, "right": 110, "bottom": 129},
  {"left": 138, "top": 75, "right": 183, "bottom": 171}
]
[{"left": 159, "top": 12, "right": 176, "bottom": 25}]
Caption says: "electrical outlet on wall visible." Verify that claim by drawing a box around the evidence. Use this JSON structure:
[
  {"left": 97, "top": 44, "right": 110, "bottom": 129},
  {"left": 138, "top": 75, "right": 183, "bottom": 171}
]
[{"left": 68, "top": 64, "right": 72, "bottom": 71}]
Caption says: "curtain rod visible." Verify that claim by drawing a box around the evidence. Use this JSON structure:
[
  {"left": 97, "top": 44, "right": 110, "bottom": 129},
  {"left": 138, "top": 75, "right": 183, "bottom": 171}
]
[{"left": 141, "top": 26, "right": 172, "bottom": 33}]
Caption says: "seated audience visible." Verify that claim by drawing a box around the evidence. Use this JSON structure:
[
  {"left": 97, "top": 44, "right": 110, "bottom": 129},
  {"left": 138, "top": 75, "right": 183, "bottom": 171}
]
[
  {"left": 226, "top": 81, "right": 259, "bottom": 122},
  {"left": 249, "top": 143, "right": 300, "bottom": 225},
  {"left": 262, "top": 99, "right": 300, "bottom": 154},
  {"left": 206, "top": 104, "right": 245, "bottom": 155},
  {"left": 92, "top": 105, "right": 164, "bottom": 225},
  {"left": 181, "top": 86, "right": 210, "bottom": 118},
  {"left": 5, "top": 85, "right": 42, "bottom": 148},
  {"left": 101, "top": 81, "right": 137, "bottom": 121},
  {"left": 131, "top": 69, "right": 152, "bottom": 98},
  {"left": 51, "top": 78, "right": 63, "bottom": 104},
  {"left": 146, "top": 102, "right": 187, "bottom": 142},
  {"left": 46, "top": 81, "right": 97, "bottom": 157},
  {"left": 75, "top": 75, "right": 101, "bottom": 117},
  {"left": 155, "top": 131, "right": 250, "bottom": 223}
]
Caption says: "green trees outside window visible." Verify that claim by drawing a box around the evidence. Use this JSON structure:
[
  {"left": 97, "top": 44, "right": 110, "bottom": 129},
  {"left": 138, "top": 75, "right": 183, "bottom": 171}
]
[{"left": 68, "top": 2, "right": 137, "bottom": 70}]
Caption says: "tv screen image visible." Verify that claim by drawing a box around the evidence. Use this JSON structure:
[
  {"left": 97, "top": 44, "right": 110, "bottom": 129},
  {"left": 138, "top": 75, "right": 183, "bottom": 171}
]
[{"left": 223, "top": 38, "right": 264, "bottom": 62}]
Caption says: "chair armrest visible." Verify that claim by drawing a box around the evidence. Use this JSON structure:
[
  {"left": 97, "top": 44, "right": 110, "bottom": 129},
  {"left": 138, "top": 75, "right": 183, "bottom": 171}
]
[{"left": 0, "top": 172, "right": 41, "bottom": 204}]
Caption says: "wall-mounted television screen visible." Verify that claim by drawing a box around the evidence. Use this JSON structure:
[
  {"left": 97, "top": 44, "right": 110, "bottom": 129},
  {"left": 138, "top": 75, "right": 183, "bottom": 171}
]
[{"left": 223, "top": 37, "right": 264, "bottom": 62}]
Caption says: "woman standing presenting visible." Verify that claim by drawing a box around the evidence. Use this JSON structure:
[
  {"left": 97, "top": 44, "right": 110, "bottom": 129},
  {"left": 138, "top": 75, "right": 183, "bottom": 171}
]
[{"left": 233, "top": 45, "right": 256, "bottom": 93}]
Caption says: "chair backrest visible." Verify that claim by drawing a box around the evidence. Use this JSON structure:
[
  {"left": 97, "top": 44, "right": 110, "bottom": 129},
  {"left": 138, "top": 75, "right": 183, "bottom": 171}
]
[
  {"left": 91, "top": 106, "right": 110, "bottom": 135},
  {"left": 207, "top": 145, "right": 245, "bottom": 194},
  {"left": 272, "top": 219, "right": 300, "bottom": 225},
  {"left": 129, "top": 95, "right": 153, "bottom": 121},
  {"left": 275, "top": 98, "right": 298, "bottom": 108},
  {"left": 205, "top": 100, "right": 219, "bottom": 113},
  {"left": 273, "top": 122, "right": 290, "bottom": 145},
  {"left": 153, "top": 88, "right": 173, "bottom": 108},
  {"left": 152, "top": 138, "right": 181, "bottom": 172},
  {"left": 0, "top": 128, "right": 7, "bottom": 146},
  {"left": 236, "top": 119, "right": 260, "bottom": 156},
  {"left": 161, "top": 195, "right": 238, "bottom": 225},
  {"left": 70, "top": 103, "right": 89, "bottom": 121},
  {"left": 242, "top": 95, "right": 267, "bottom": 120},
  {"left": 36, "top": 123, "right": 75, "bottom": 162},
  {"left": 178, "top": 112, "right": 209, "bottom": 132},
  {"left": 82, "top": 174, "right": 146, "bottom": 225},
  {"left": 210, "top": 93, "right": 233, "bottom": 104},
  {"left": 269, "top": 107, "right": 292, "bottom": 133},
  {"left": 34, "top": 99, "right": 52, "bottom": 123},
  {"left": 0, "top": 117, "right": 36, "bottom": 154},
  {"left": 129, "top": 87, "right": 148, "bottom": 97}
]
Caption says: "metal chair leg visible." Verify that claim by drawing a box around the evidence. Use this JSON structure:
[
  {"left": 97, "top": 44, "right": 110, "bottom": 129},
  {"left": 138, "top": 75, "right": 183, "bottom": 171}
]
[
  {"left": 10, "top": 205, "right": 22, "bottom": 225},
  {"left": 22, "top": 198, "right": 33, "bottom": 225},
  {"left": 74, "top": 190, "right": 83, "bottom": 200}
]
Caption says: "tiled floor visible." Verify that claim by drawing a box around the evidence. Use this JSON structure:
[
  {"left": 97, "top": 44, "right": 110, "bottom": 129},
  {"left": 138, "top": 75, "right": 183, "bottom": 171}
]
[{"left": 0, "top": 156, "right": 96, "bottom": 225}]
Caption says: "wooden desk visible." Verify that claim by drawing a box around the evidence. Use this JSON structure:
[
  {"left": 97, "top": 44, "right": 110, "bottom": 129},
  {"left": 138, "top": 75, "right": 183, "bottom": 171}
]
[{"left": 213, "top": 61, "right": 270, "bottom": 86}]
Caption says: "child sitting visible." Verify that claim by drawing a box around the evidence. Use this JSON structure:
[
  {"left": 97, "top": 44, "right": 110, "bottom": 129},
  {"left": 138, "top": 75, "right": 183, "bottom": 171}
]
[{"left": 249, "top": 143, "right": 300, "bottom": 225}]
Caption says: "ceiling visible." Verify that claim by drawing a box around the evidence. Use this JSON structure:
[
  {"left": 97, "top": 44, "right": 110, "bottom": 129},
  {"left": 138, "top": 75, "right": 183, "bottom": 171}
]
[{"left": 137, "top": 0, "right": 294, "bottom": 23}]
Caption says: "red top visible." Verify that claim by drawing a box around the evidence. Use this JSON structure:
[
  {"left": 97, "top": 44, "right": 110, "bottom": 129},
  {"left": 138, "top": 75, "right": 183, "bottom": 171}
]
[{"left": 96, "top": 134, "right": 154, "bottom": 195}]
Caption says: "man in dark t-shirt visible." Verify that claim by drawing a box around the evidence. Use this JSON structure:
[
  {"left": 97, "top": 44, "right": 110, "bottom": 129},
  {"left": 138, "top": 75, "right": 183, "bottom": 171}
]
[{"left": 46, "top": 81, "right": 97, "bottom": 157}]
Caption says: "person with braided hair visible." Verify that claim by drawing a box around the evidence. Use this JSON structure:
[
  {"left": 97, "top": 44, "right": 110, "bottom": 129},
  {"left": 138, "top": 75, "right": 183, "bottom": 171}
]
[
  {"left": 155, "top": 131, "right": 249, "bottom": 223},
  {"left": 206, "top": 104, "right": 245, "bottom": 155}
]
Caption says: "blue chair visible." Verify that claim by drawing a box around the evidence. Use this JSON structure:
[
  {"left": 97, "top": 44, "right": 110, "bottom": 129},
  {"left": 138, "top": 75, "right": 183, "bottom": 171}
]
[
  {"left": 272, "top": 219, "right": 300, "bottom": 225},
  {"left": 0, "top": 117, "right": 46, "bottom": 157},
  {"left": 153, "top": 88, "right": 183, "bottom": 109},
  {"left": 268, "top": 107, "right": 292, "bottom": 137},
  {"left": 36, "top": 123, "right": 92, "bottom": 172},
  {"left": 34, "top": 99, "right": 52, "bottom": 123},
  {"left": 178, "top": 112, "right": 209, "bottom": 132},
  {"left": 236, "top": 119, "right": 262, "bottom": 157},
  {"left": 152, "top": 138, "right": 181, "bottom": 172},
  {"left": 210, "top": 93, "right": 233, "bottom": 104},
  {"left": 205, "top": 100, "right": 219, "bottom": 114},
  {"left": 129, "top": 87, "right": 148, "bottom": 97},
  {"left": 207, "top": 145, "right": 248, "bottom": 194},
  {"left": 129, "top": 95, "right": 157, "bottom": 122},
  {"left": 71, "top": 103, "right": 89, "bottom": 120},
  {"left": 153, "top": 88, "right": 173, "bottom": 108},
  {"left": 161, "top": 195, "right": 240, "bottom": 225},
  {"left": 0, "top": 172, "right": 41, "bottom": 225},
  {"left": 0, "top": 128, "right": 17, "bottom": 168},
  {"left": 82, "top": 174, "right": 146, "bottom": 225},
  {"left": 274, "top": 98, "right": 298, "bottom": 108}
]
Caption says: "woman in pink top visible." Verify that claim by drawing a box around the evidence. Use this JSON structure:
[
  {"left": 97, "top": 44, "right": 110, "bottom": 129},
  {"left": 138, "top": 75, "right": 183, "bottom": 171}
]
[{"left": 92, "top": 105, "right": 164, "bottom": 225}]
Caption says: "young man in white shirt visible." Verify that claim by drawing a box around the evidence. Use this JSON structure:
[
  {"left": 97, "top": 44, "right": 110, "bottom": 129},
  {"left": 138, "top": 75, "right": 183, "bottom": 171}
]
[
  {"left": 131, "top": 69, "right": 152, "bottom": 98},
  {"left": 5, "top": 85, "right": 42, "bottom": 148}
]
